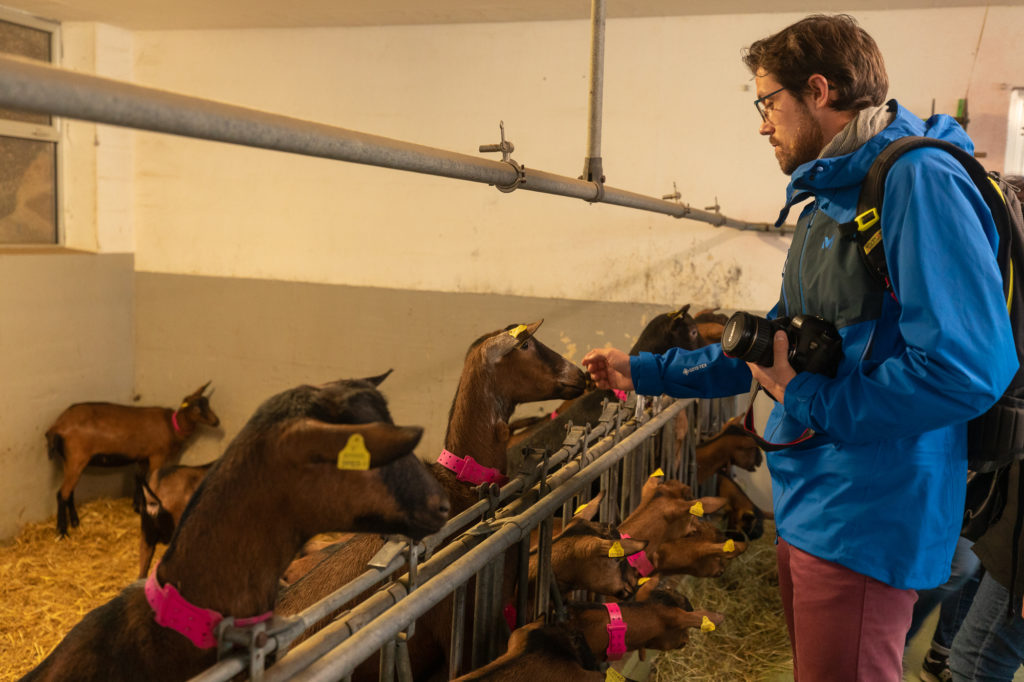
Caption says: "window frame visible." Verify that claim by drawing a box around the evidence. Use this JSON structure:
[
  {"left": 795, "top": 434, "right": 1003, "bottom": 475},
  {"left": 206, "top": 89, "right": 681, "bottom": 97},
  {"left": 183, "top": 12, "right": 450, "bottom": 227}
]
[{"left": 0, "top": 6, "right": 62, "bottom": 247}]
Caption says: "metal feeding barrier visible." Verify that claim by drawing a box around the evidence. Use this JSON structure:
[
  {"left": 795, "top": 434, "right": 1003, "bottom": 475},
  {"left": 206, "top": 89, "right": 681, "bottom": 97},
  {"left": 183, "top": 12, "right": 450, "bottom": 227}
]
[{"left": 188, "top": 393, "right": 739, "bottom": 682}]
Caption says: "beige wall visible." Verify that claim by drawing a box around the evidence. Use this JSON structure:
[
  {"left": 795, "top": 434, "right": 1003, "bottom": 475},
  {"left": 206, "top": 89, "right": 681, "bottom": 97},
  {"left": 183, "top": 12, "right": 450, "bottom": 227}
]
[
  {"left": 134, "top": 272, "right": 709, "bottom": 468},
  {"left": 0, "top": 253, "right": 134, "bottom": 540},
  {"left": 125, "top": 8, "right": 1024, "bottom": 312}
]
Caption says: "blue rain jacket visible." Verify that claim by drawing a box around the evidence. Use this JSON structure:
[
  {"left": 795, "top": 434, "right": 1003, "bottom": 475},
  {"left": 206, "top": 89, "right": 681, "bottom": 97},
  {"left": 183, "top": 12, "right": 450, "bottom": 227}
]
[{"left": 631, "top": 101, "right": 1017, "bottom": 589}]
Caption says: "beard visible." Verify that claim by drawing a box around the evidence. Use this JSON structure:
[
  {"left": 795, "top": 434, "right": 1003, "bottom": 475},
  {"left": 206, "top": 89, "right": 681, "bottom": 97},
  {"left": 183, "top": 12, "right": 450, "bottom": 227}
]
[{"left": 774, "top": 99, "right": 826, "bottom": 176}]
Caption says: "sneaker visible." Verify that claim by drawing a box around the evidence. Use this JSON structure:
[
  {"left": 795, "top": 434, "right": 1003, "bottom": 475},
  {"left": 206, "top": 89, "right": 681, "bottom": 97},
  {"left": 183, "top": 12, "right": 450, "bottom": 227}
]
[{"left": 919, "top": 648, "right": 951, "bottom": 682}]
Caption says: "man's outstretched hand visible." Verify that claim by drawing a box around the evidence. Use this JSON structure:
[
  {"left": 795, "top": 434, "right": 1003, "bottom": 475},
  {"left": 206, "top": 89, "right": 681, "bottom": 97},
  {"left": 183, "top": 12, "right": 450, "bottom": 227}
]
[{"left": 581, "top": 348, "right": 635, "bottom": 392}]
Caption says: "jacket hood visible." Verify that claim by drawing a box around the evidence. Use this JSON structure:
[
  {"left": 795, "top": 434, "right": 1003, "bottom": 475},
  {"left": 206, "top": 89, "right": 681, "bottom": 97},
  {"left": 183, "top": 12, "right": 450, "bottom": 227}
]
[{"left": 774, "top": 99, "right": 976, "bottom": 226}]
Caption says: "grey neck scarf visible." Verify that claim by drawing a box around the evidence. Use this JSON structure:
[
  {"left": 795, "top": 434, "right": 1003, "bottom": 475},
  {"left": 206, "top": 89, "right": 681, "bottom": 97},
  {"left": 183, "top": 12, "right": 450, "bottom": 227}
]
[{"left": 818, "top": 103, "right": 895, "bottom": 159}]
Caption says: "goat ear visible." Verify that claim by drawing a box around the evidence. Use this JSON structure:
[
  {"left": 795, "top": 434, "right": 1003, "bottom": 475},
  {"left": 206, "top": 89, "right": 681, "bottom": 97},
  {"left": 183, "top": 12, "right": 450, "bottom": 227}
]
[
  {"left": 635, "top": 575, "right": 661, "bottom": 600},
  {"left": 571, "top": 491, "right": 605, "bottom": 521},
  {"left": 485, "top": 320, "right": 544, "bottom": 362},
  {"left": 676, "top": 609, "right": 725, "bottom": 632},
  {"left": 189, "top": 381, "right": 212, "bottom": 398},
  {"left": 698, "top": 496, "right": 728, "bottom": 515},
  {"left": 281, "top": 419, "right": 423, "bottom": 469},
  {"left": 363, "top": 369, "right": 394, "bottom": 387},
  {"left": 669, "top": 304, "right": 691, "bottom": 320}
]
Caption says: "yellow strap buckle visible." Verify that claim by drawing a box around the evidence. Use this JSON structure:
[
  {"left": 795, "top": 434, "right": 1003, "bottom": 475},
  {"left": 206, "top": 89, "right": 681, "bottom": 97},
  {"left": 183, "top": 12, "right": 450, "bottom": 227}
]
[{"left": 855, "top": 208, "right": 879, "bottom": 232}]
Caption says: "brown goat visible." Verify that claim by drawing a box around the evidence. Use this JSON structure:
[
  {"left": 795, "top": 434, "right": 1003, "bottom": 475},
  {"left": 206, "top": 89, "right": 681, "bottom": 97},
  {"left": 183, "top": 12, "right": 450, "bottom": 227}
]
[
  {"left": 693, "top": 307, "right": 729, "bottom": 343},
  {"left": 276, "top": 321, "right": 588, "bottom": 680},
  {"left": 618, "top": 477, "right": 726, "bottom": 558},
  {"left": 45, "top": 382, "right": 220, "bottom": 537},
  {"left": 565, "top": 582, "right": 725, "bottom": 663},
  {"left": 653, "top": 520, "right": 748, "bottom": 578},
  {"left": 136, "top": 462, "right": 214, "bottom": 579},
  {"left": 451, "top": 621, "right": 603, "bottom": 682},
  {"left": 508, "top": 306, "right": 707, "bottom": 456},
  {"left": 21, "top": 376, "right": 450, "bottom": 682},
  {"left": 526, "top": 495, "right": 646, "bottom": 603},
  {"left": 715, "top": 472, "right": 773, "bottom": 541},
  {"left": 452, "top": 621, "right": 602, "bottom": 682},
  {"left": 695, "top": 416, "right": 763, "bottom": 484}
]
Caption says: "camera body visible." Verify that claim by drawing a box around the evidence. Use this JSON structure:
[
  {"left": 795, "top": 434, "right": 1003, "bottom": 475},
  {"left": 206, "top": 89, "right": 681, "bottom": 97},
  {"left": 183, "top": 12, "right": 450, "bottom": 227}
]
[{"left": 721, "top": 311, "right": 843, "bottom": 377}]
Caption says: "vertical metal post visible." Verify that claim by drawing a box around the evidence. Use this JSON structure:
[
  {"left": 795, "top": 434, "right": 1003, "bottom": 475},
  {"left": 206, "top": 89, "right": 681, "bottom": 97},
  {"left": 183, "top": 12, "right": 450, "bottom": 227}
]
[
  {"left": 378, "top": 639, "right": 396, "bottom": 682},
  {"left": 535, "top": 516, "right": 553, "bottom": 619},
  {"left": 471, "top": 564, "right": 494, "bottom": 670},
  {"left": 516, "top": 536, "right": 530, "bottom": 628},
  {"left": 488, "top": 555, "right": 505, "bottom": 660},
  {"left": 582, "top": 0, "right": 607, "bottom": 184},
  {"left": 395, "top": 634, "right": 413, "bottom": 682},
  {"left": 448, "top": 585, "right": 467, "bottom": 680}
]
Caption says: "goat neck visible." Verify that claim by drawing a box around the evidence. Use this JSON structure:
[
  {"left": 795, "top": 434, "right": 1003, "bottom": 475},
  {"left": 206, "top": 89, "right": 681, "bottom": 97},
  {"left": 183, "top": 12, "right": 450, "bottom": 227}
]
[
  {"left": 155, "top": 457, "right": 306, "bottom": 619},
  {"left": 444, "top": 363, "right": 515, "bottom": 474}
]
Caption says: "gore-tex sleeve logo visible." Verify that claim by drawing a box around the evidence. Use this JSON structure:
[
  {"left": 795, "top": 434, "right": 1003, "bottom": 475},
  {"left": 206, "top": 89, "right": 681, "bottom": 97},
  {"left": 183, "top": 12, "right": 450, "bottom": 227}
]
[{"left": 682, "top": 363, "right": 708, "bottom": 376}]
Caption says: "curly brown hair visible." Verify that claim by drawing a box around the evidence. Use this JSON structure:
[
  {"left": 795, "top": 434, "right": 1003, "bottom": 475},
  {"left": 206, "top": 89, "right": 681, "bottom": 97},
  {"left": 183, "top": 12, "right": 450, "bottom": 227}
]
[{"left": 742, "top": 14, "right": 888, "bottom": 112}]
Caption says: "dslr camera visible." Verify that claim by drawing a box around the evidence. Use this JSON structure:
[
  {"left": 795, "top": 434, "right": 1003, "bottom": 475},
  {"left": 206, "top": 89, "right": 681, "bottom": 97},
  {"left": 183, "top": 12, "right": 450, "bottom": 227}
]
[{"left": 721, "top": 311, "right": 843, "bottom": 377}]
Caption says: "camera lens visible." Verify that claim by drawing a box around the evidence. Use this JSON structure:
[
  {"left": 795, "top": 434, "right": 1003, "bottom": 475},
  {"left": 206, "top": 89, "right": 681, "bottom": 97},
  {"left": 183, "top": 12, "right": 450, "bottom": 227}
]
[{"left": 721, "top": 312, "right": 774, "bottom": 366}]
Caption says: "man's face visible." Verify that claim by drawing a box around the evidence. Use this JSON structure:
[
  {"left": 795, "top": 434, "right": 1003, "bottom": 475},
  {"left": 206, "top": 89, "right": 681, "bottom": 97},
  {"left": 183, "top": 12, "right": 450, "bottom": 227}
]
[{"left": 755, "top": 73, "right": 825, "bottom": 176}]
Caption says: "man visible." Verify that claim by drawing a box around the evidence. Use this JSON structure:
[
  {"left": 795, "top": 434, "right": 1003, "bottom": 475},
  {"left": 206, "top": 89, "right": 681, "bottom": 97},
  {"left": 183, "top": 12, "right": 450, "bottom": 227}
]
[{"left": 582, "top": 14, "right": 1017, "bottom": 681}]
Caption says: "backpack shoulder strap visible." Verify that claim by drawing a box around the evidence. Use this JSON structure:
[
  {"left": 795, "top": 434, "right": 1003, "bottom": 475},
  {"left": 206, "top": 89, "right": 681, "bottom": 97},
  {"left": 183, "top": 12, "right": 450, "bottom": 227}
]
[{"left": 838, "top": 135, "right": 1012, "bottom": 296}]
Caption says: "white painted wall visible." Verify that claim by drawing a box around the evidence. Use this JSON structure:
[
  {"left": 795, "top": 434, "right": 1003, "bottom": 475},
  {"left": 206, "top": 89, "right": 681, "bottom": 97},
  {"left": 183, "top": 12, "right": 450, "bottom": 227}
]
[
  {"left": 61, "top": 21, "right": 134, "bottom": 253},
  {"left": 121, "top": 8, "right": 1023, "bottom": 313}
]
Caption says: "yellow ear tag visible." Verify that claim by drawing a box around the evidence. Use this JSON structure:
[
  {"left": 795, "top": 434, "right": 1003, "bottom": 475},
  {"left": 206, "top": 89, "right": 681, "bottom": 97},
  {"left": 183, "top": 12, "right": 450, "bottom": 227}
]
[
  {"left": 701, "top": 616, "right": 716, "bottom": 633},
  {"left": 605, "top": 669, "right": 626, "bottom": 682},
  {"left": 337, "top": 433, "right": 371, "bottom": 470},
  {"left": 608, "top": 541, "right": 625, "bottom": 558},
  {"left": 574, "top": 503, "right": 590, "bottom": 515},
  {"left": 508, "top": 324, "right": 528, "bottom": 339},
  {"left": 180, "top": 402, "right": 189, "bottom": 409},
  {"left": 723, "top": 539, "right": 735, "bottom": 553},
  {"left": 689, "top": 500, "right": 705, "bottom": 517},
  {"left": 638, "top": 577, "right": 651, "bottom": 586},
  {"left": 650, "top": 468, "right": 665, "bottom": 478}
]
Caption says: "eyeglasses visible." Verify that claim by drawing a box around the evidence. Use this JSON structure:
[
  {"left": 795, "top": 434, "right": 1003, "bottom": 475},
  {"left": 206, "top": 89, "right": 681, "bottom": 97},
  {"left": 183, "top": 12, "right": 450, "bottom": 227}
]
[{"left": 754, "top": 86, "right": 787, "bottom": 122}]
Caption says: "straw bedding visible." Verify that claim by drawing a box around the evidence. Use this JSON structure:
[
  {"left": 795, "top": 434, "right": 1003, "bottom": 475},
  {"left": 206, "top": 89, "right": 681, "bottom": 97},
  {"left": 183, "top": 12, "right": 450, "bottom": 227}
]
[
  {"left": 0, "top": 500, "right": 792, "bottom": 681},
  {"left": 652, "top": 520, "right": 793, "bottom": 681},
  {"left": 0, "top": 497, "right": 148, "bottom": 681}
]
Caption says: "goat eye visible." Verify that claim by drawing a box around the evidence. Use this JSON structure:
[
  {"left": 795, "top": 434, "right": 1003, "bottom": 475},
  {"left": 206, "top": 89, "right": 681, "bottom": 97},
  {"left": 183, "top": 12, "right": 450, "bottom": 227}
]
[{"left": 519, "top": 341, "right": 529, "bottom": 350}]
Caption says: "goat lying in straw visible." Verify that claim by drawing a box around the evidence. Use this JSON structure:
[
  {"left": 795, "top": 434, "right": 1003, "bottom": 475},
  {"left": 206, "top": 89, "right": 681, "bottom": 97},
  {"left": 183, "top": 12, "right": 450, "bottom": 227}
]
[{"left": 22, "top": 376, "right": 449, "bottom": 682}]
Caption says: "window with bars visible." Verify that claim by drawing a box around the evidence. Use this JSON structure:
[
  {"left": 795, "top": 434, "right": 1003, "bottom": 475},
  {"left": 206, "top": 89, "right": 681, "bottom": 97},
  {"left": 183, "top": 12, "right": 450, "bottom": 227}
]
[{"left": 0, "top": 12, "right": 59, "bottom": 245}]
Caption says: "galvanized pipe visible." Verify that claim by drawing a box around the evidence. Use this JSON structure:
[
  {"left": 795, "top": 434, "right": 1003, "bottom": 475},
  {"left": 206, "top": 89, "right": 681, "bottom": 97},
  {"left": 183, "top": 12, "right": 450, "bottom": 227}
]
[
  {"left": 286, "top": 401, "right": 687, "bottom": 682},
  {"left": 581, "top": 0, "right": 606, "bottom": 184},
  {"left": 0, "top": 55, "right": 780, "bottom": 231}
]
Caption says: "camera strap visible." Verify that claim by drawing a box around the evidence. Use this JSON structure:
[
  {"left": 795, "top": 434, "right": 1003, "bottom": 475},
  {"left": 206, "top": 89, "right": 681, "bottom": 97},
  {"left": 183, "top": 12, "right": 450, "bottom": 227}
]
[{"left": 739, "top": 381, "right": 817, "bottom": 452}]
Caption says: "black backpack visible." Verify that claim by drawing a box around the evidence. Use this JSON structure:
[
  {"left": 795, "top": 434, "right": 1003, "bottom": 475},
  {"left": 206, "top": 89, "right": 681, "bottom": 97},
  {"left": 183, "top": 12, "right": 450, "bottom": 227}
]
[{"left": 838, "top": 136, "right": 1024, "bottom": 540}]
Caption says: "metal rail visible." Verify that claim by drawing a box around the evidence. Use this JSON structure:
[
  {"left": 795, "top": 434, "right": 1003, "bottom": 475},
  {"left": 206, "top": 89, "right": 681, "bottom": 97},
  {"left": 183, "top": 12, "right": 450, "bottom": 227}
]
[{"left": 0, "top": 54, "right": 780, "bottom": 231}]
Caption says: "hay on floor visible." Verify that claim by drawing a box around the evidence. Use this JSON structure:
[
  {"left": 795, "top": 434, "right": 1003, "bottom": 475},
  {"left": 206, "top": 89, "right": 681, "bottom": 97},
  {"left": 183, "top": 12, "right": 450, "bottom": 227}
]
[
  {"left": 652, "top": 521, "right": 793, "bottom": 682},
  {"left": 0, "top": 497, "right": 148, "bottom": 681}
]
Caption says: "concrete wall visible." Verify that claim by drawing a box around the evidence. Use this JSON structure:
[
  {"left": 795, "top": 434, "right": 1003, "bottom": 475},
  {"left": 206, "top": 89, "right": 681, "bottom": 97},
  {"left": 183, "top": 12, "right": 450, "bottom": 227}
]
[{"left": 0, "top": 252, "right": 134, "bottom": 540}]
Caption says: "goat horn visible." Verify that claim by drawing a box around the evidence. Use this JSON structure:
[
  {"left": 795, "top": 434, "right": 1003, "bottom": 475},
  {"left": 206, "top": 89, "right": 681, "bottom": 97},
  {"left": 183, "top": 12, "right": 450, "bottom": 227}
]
[{"left": 195, "top": 380, "right": 212, "bottom": 396}]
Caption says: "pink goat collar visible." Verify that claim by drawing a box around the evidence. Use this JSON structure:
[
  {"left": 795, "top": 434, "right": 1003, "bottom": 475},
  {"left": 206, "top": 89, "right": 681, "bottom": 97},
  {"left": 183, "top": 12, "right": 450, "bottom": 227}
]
[
  {"left": 171, "top": 410, "right": 183, "bottom": 434},
  {"left": 145, "top": 567, "right": 272, "bottom": 649},
  {"left": 618, "top": 532, "right": 655, "bottom": 577},
  {"left": 437, "top": 449, "right": 509, "bottom": 486},
  {"left": 604, "top": 602, "right": 628, "bottom": 661}
]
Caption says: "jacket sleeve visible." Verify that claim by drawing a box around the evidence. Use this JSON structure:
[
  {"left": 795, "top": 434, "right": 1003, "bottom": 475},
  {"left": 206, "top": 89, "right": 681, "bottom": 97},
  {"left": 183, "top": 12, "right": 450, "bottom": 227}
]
[
  {"left": 785, "top": 149, "right": 1019, "bottom": 443},
  {"left": 629, "top": 342, "right": 753, "bottom": 399}
]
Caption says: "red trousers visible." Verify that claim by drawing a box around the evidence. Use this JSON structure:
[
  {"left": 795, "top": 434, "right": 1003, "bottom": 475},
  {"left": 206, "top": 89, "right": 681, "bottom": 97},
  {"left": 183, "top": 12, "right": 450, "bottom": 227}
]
[{"left": 776, "top": 536, "right": 918, "bottom": 681}]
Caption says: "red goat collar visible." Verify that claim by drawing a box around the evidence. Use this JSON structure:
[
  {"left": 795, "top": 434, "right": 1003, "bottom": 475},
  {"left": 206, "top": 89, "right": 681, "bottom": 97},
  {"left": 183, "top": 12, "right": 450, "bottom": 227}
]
[
  {"left": 436, "top": 449, "right": 509, "bottom": 486},
  {"left": 145, "top": 566, "right": 273, "bottom": 649},
  {"left": 618, "top": 532, "right": 655, "bottom": 577},
  {"left": 171, "top": 410, "right": 183, "bottom": 434},
  {"left": 604, "top": 602, "right": 628, "bottom": 661}
]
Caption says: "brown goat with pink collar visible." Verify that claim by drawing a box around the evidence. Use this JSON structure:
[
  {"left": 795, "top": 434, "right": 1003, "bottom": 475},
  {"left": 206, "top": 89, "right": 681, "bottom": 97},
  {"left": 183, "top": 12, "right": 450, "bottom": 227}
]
[
  {"left": 45, "top": 382, "right": 220, "bottom": 537},
  {"left": 21, "top": 376, "right": 450, "bottom": 682}
]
